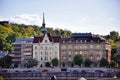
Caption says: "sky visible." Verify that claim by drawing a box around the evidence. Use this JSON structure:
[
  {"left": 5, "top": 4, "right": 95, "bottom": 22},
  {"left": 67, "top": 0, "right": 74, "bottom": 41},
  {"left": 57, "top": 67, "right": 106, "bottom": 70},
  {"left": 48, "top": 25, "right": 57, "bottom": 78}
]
[{"left": 0, "top": 0, "right": 120, "bottom": 35}]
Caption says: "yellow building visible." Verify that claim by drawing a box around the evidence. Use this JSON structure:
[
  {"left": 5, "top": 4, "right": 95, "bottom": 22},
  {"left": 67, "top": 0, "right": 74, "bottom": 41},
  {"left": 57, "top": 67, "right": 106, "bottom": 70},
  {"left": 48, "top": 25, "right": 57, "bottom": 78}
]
[{"left": 60, "top": 33, "right": 111, "bottom": 67}]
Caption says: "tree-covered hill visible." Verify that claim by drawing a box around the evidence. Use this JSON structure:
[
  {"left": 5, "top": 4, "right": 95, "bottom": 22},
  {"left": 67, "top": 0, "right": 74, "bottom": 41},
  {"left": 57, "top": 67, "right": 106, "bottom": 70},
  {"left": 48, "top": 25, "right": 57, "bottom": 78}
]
[{"left": 0, "top": 21, "right": 72, "bottom": 52}]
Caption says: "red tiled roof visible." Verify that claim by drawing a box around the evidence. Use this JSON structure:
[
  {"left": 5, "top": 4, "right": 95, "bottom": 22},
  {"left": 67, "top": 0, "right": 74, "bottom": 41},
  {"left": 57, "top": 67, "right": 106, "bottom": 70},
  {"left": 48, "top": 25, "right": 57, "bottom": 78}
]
[
  {"left": 33, "top": 36, "right": 43, "bottom": 43},
  {"left": 33, "top": 33, "right": 60, "bottom": 43},
  {"left": 60, "top": 36, "right": 105, "bottom": 43},
  {"left": 52, "top": 36, "right": 61, "bottom": 43},
  {"left": 33, "top": 33, "right": 106, "bottom": 43}
]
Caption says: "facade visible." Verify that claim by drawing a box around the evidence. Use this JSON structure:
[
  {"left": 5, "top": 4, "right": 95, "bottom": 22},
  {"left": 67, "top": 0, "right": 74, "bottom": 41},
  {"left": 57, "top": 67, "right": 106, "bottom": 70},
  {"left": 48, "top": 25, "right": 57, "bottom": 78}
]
[
  {"left": 60, "top": 33, "right": 111, "bottom": 67},
  {"left": 33, "top": 33, "right": 60, "bottom": 67},
  {"left": 117, "top": 40, "right": 120, "bottom": 67},
  {"left": 11, "top": 38, "right": 33, "bottom": 67}
]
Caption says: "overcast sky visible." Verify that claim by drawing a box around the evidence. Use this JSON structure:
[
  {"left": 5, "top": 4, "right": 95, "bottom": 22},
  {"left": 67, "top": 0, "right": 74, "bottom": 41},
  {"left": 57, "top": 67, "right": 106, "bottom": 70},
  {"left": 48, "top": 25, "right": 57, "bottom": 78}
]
[{"left": 0, "top": 0, "right": 120, "bottom": 35}]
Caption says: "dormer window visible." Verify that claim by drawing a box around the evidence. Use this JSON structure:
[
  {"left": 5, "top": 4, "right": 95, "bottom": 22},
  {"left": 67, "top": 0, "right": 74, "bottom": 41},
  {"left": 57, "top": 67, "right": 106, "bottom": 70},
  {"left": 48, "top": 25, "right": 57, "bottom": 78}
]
[
  {"left": 76, "top": 40, "right": 78, "bottom": 43},
  {"left": 21, "top": 40, "right": 26, "bottom": 43},
  {"left": 63, "top": 40, "right": 65, "bottom": 43},
  {"left": 91, "top": 40, "right": 93, "bottom": 43},
  {"left": 69, "top": 40, "right": 72, "bottom": 43},
  {"left": 80, "top": 40, "right": 83, "bottom": 43}
]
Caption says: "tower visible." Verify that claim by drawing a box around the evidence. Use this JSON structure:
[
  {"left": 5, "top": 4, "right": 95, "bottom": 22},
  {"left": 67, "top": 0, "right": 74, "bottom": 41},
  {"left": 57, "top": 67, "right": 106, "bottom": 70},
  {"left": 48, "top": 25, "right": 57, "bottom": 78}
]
[{"left": 41, "top": 13, "right": 47, "bottom": 34}]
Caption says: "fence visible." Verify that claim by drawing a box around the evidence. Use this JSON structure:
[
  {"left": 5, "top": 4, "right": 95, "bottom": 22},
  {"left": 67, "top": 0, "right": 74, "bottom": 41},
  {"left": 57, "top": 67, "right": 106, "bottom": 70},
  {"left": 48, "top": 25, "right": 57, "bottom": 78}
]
[{"left": 0, "top": 71, "right": 118, "bottom": 80}]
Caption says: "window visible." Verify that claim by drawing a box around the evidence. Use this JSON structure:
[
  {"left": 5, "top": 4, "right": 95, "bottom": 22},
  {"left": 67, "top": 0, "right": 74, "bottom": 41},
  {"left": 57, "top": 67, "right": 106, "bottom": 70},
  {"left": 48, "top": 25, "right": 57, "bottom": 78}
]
[
  {"left": 90, "top": 45, "right": 93, "bottom": 48},
  {"left": 44, "top": 57, "right": 48, "bottom": 61},
  {"left": 49, "top": 47, "right": 52, "bottom": 49},
  {"left": 55, "top": 46, "right": 57, "bottom": 49},
  {"left": 45, "top": 52, "right": 48, "bottom": 55},
  {"left": 69, "top": 55, "right": 71, "bottom": 57},
  {"left": 96, "top": 54, "right": 100, "bottom": 60},
  {"left": 69, "top": 51, "right": 71, "bottom": 55},
  {"left": 69, "top": 40, "right": 72, "bottom": 43},
  {"left": 76, "top": 40, "right": 78, "bottom": 43},
  {"left": 80, "top": 51, "right": 82, "bottom": 54},
  {"left": 90, "top": 55, "right": 93, "bottom": 60},
  {"left": 91, "top": 40, "right": 93, "bottom": 43},
  {"left": 63, "top": 56, "right": 66, "bottom": 59},
  {"left": 62, "top": 51, "right": 65, "bottom": 55},
  {"left": 69, "top": 45, "right": 72, "bottom": 49},
  {"left": 69, "top": 58, "right": 72, "bottom": 61},
  {"left": 21, "top": 40, "right": 26, "bottom": 43},
  {"left": 45, "top": 40, "right": 47, "bottom": 42},
  {"left": 35, "top": 52, "right": 37, "bottom": 59},
  {"left": 80, "top": 40, "right": 83, "bottom": 43},
  {"left": 75, "top": 52, "right": 78, "bottom": 54},
  {"left": 41, "top": 57, "right": 43, "bottom": 61},
  {"left": 84, "top": 46, "right": 87, "bottom": 49},
  {"left": 45, "top": 47, "right": 47, "bottom": 50},
  {"left": 96, "top": 45, "right": 100, "bottom": 48},
  {"left": 62, "top": 45, "right": 65, "bottom": 49},
  {"left": 41, "top": 46, "right": 43, "bottom": 49},
  {"left": 35, "top": 46, "right": 37, "bottom": 49}
]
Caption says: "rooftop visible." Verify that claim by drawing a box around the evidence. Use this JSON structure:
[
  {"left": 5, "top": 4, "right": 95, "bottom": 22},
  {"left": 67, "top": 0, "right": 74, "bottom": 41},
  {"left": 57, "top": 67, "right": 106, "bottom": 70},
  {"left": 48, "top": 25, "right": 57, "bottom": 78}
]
[
  {"left": 0, "top": 52, "right": 6, "bottom": 56},
  {"left": 14, "top": 38, "right": 34, "bottom": 43},
  {"left": 72, "top": 33, "right": 92, "bottom": 37}
]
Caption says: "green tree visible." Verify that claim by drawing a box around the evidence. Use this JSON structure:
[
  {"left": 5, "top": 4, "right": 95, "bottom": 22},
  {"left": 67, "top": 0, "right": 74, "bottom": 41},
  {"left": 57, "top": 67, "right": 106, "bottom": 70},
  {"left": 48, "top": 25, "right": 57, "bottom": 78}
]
[
  {"left": 110, "top": 60, "right": 118, "bottom": 67},
  {"left": 51, "top": 58, "right": 58, "bottom": 67},
  {"left": 73, "top": 54, "right": 83, "bottom": 67},
  {"left": 25, "top": 58, "right": 38, "bottom": 68},
  {"left": 110, "top": 31, "right": 119, "bottom": 41},
  {"left": 0, "top": 55, "right": 12, "bottom": 68},
  {"left": 14, "top": 63, "right": 18, "bottom": 68},
  {"left": 45, "top": 62, "right": 51, "bottom": 67},
  {"left": 54, "top": 28, "right": 61, "bottom": 35},
  {"left": 99, "top": 58, "right": 108, "bottom": 67},
  {"left": 84, "top": 59, "right": 92, "bottom": 67}
]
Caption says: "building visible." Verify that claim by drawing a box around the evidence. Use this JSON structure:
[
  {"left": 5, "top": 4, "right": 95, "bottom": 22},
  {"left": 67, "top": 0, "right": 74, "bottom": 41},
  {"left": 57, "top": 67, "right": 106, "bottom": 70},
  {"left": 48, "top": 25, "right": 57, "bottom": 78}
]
[
  {"left": 33, "top": 13, "right": 60, "bottom": 67},
  {"left": 11, "top": 38, "right": 33, "bottom": 67},
  {"left": 33, "top": 33, "right": 60, "bottom": 67},
  {"left": 117, "top": 40, "right": 120, "bottom": 68},
  {"left": 60, "top": 33, "right": 111, "bottom": 67}
]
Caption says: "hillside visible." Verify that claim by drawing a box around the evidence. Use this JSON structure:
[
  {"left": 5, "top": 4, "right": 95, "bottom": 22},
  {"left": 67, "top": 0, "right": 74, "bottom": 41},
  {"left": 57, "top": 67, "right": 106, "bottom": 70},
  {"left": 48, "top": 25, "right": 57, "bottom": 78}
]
[{"left": 0, "top": 21, "right": 72, "bottom": 52}]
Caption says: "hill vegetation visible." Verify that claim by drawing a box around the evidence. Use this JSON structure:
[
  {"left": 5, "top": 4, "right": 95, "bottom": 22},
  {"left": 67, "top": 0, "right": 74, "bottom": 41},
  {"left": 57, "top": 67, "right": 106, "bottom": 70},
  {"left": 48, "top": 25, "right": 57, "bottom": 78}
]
[{"left": 0, "top": 21, "right": 72, "bottom": 52}]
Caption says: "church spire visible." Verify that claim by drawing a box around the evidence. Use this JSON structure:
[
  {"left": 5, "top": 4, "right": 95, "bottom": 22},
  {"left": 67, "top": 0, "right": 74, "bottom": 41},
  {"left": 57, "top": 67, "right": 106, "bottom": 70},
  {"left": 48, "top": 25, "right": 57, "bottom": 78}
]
[
  {"left": 42, "top": 13, "right": 45, "bottom": 27},
  {"left": 41, "top": 13, "right": 47, "bottom": 34}
]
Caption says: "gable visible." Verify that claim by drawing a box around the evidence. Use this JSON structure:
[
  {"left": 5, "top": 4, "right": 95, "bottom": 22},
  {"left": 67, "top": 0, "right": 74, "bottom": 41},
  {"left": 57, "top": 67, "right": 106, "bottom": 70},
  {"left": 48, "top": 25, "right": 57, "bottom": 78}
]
[{"left": 41, "top": 33, "right": 51, "bottom": 43}]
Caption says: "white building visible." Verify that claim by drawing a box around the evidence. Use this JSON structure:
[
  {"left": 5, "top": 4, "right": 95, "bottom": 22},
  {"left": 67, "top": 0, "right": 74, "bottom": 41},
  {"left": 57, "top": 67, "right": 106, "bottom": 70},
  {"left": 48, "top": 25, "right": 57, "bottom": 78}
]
[{"left": 33, "top": 33, "right": 60, "bottom": 67}]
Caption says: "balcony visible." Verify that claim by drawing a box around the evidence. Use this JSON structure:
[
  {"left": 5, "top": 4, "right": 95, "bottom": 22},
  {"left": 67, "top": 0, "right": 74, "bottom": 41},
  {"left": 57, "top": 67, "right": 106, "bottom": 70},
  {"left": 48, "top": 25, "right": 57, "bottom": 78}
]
[
  {"left": 12, "top": 59, "right": 21, "bottom": 61},
  {"left": 14, "top": 55, "right": 21, "bottom": 57}
]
